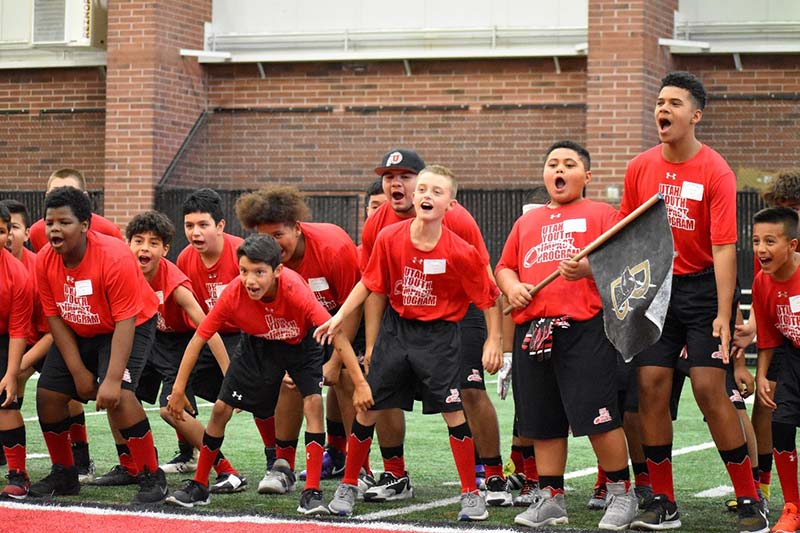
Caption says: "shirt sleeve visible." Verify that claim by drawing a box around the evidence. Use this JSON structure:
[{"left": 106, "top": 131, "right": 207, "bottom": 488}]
[
  {"left": 494, "top": 219, "right": 521, "bottom": 276},
  {"left": 196, "top": 287, "right": 232, "bottom": 340}
]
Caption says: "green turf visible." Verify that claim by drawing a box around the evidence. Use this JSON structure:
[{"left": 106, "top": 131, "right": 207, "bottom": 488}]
[{"left": 17, "top": 374, "right": 780, "bottom": 531}]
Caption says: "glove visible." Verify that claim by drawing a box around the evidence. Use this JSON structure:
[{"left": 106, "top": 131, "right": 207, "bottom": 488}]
[{"left": 497, "top": 352, "right": 512, "bottom": 400}]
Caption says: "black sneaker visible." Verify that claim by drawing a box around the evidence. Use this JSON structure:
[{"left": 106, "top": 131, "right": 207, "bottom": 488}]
[
  {"left": 264, "top": 447, "right": 276, "bottom": 471},
  {"left": 363, "top": 471, "right": 413, "bottom": 502},
  {"left": 165, "top": 479, "right": 211, "bottom": 508},
  {"left": 297, "top": 488, "right": 330, "bottom": 515},
  {"left": 133, "top": 467, "right": 168, "bottom": 504},
  {"left": 0, "top": 447, "right": 7, "bottom": 467},
  {"left": 485, "top": 475, "right": 513, "bottom": 507},
  {"left": 630, "top": 493, "right": 681, "bottom": 530},
  {"left": 89, "top": 464, "right": 138, "bottom": 486},
  {"left": 72, "top": 442, "right": 95, "bottom": 484},
  {"left": 29, "top": 464, "right": 80, "bottom": 497},
  {"left": 160, "top": 445, "right": 197, "bottom": 474},
  {"left": 327, "top": 446, "right": 346, "bottom": 477},
  {"left": 737, "top": 497, "right": 769, "bottom": 533}
]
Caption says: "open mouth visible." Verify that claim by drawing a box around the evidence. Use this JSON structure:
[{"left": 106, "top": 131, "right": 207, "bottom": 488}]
[
  {"left": 658, "top": 117, "right": 672, "bottom": 132},
  {"left": 555, "top": 177, "right": 566, "bottom": 191},
  {"left": 246, "top": 286, "right": 262, "bottom": 298},
  {"left": 191, "top": 239, "right": 205, "bottom": 248},
  {"left": 758, "top": 257, "right": 772, "bottom": 268},
  {"left": 420, "top": 201, "right": 433, "bottom": 211},
  {"left": 391, "top": 191, "right": 405, "bottom": 201},
  {"left": 138, "top": 255, "right": 152, "bottom": 266},
  {"left": 50, "top": 236, "right": 64, "bottom": 247}
]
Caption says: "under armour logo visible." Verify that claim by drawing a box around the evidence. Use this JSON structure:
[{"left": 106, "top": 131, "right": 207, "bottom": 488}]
[
  {"left": 411, "top": 257, "right": 421, "bottom": 264},
  {"left": 550, "top": 213, "right": 561, "bottom": 220},
  {"left": 209, "top": 274, "right": 217, "bottom": 279},
  {"left": 665, "top": 172, "right": 677, "bottom": 180},
  {"left": 231, "top": 391, "right": 242, "bottom": 400},
  {"left": 778, "top": 291, "right": 788, "bottom": 298}
]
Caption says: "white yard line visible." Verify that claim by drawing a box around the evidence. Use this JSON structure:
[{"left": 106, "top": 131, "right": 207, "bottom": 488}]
[{"left": 695, "top": 485, "right": 734, "bottom": 498}]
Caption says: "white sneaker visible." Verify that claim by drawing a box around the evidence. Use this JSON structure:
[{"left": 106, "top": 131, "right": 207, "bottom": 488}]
[
  {"left": 258, "top": 458, "right": 296, "bottom": 494},
  {"left": 598, "top": 481, "right": 637, "bottom": 530}
]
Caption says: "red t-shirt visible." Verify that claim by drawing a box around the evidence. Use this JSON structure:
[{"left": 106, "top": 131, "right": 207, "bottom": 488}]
[
  {"left": 36, "top": 232, "right": 159, "bottom": 338},
  {"left": 752, "top": 267, "right": 800, "bottom": 349},
  {"left": 360, "top": 201, "right": 490, "bottom": 271},
  {"left": 29, "top": 213, "right": 123, "bottom": 252},
  {"left": 496, "top": 199, "right": 618, "bottom": 324},
  {"left": 362, "top": 219, "right": 499, "bottom": 322},
  {"left": 17, "top": 247, "right": 49, "bottom": 343},
  {"left": 295, "top": 222, "right": 360, "bottom": 311},
  {"left": 148, "top": 257, "right": 197, "bottom": 333},
  {"left": 619, "top": 144, "right": 737, "bottom": 275},
  {"left": 196, "top": 267, "right": 330, "bottom": 345},
  {"left": 0, "top": 248, "right": 33, "bottom": 339},
  {"left": 176, "top": 232, "right": 243, "bottom": 334}
]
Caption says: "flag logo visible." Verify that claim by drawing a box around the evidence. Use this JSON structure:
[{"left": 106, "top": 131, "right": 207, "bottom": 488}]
[{"left": 610, "top": 260, "right": 656, "bottom": 320}]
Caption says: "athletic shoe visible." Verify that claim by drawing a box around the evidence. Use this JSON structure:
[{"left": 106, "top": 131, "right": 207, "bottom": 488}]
[
  {"left": 209, "top": 472, "right": 247, "bottom": 494},
  {"left": 588, "top": 483, "right": 609, "bottom": 510},
  {"left": 513, "top": 478, "right": 539, "bottom": 507},
  {"left": 160, "top": 448, "right": 198, "bottom": 474},
  {"left": 297, "top": 488, "right": 330, "bottom": 515},
  {"left": 363, "top": 471, "right": 413, "bottom": 502},
  {"left": 630, "top": 493, "right": 681, "bottom": 530},
  {"left": 772, "top": 502, "right": 800, "bottom": 533},
  {"left": 89, "top": 464, "right": 138, "bottom": 486},
  {"left": 458, "top": 490, "right": 488, "bottom": 521},
  {"left": 133, "top": 467, "right": 168, "bottom": 504},
  {"left": 165, "top": 479, "right": 211, "bottom": 508},
  {"left": 0, "top": 470, "right": 30, "bottom": 500},
  {"left": 635, "top": 484, "right": 654, "bottom": 510},
  {"left": 736, "top": 497, "right": 769, "bottom": 533},
  {"left": 329, "top": 482, "right": 358, "bottom": 516},
  {"left": 29, "top": 464, "right": 80, "bottom": 497},
  {"left": 507, "top": 472, "right": 526, "bottom": 491},
  {"left": 598, "top": 481, "right": 638, "bottom": 530},
  {"left": 514, "top": 488, "right": 568, "bottom": 528},
  {"left": 264, "top": 447, "right": 276, "bottom": 470},
  {"left": 475, "top": 463, "right": 486, "bottom": 490},
  {"left": 356, "top": 468, "right": 376, "bottom": 499},
  {"left": 258, "top": 458, "right": 296, "bottom": 494},
  {"left": 299, "top": 446, "right": 346, "bottom": 481},
  {"left": 485, "top": 475, "right": 513, "bottom": 507},
  {"left": 76, "top": 461, "right": 96, "bottom": 485},
  {"left": 72, "top": 443, "right": 95, "bottom": 484},
  {"left": 760, "top": 482, "right": 771, "bottom": 502}
]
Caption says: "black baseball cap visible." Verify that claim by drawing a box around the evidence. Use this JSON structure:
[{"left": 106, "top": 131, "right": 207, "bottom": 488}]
[{"left": 374, "top": 149, "right": 426, "bottom": 175}]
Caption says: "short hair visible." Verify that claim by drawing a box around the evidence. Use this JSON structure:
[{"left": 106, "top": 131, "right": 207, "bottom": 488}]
[
  {"left": 660, "top": 71, "right": 707, "bottom": 110},
  {"left": 47, "top": 168, "right": 86, "bottom": 191},
  {"left": 45, "top": 186, "right": 92, "bottom": 225},
  {"left": 0, "top": 204, "right": 10, "bottom": 226},
  {"left": 544, "top": 140, "right": 591, "bottom": 170},
  {"left": 126, "top": 210, "right": 176, "bottom": 245},
  {"left": 763, "top": 170, "right": 800, "bottom": 206},
  {"left": 0, "top": 199, "right": 28, "bottom": 227},
  {"left": 418, "top": 164, "right": 458, "bottom": 197},
  {"left": 753, "top": 206, "right": 799, "bottom": 241},
  {"left": 236, "top": 234, "right": 282, "bottom": 268},
  {"left": 182, "top": 188, "right": 224, "bottom": 225},
  {"left": 235, "top": 186, "right": 310, "bottom": 230},
  {"left": 365, "top": 178, "right": 384, "bottom": 199}
]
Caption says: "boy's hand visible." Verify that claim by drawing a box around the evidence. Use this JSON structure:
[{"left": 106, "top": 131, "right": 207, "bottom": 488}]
[
  {"left": 506, "top": 282, "right": 535, "bottom": 310},
  {"left": 734, "top": 364, "right": 754, "bottom": 398},
  {"left": 0, "top": 374, "right": 17, "bottom": 408},
  {"left": 313, "top": 313, "right": 344, "bottom": 345},
  {"left": 756, "top": 374, "right": 776, "bottom": 410},
  {"left": 711, "top": 316, "right": 731, "bottom": 364},
  {"left": 352, "top": 382, "right": 374, "bottom": 413},
  {"left": 166, "top": 388, "right": 194, "bottom": 422},
  {"left": 74, "top": 369, "right": 98, "bottom": 401},
  {"left": 482, "top": 337, "right": 503, "bottom": 375},
  {"left": 95, "top": 379, "right": 121, "bottom": 411},
  {"left": 497, "top": 353, "right": 512, "bottom": 400},
  {"left": 732, "top": 322, "right": 756, "bottom": 360},
  {"left": 558, "top": 258, "right": 591, "bottom": 281},
  {"left": 322, "top": 359, "right": 342, "bottom": 386}
]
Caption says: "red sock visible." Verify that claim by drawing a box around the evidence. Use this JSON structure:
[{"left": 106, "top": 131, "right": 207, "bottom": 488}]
[
  {"left": 383, "top": 455, "right": 405, "bottom": 478},
  {"left": 361, "top": 453, "right": 371, "bottom": 475},
  {"left": 721, "top": 446, "right": 758, "bottom": 500},
  {"left": 510, "top": 446, "right": 524, "bottom": 475},
  {"left": 595, "top": 464, "right": 607, "bottom": 488},
  {"left": 328, "top": 434, "right": 347, "bottom": 455},
  {"left": 644, "top": 445, "right": 674, "bottom": 502},
  {"left": 449, "top": 424, "right": 476, "bottom": 493},
  {"left": 194, "top": 433, "right": 223, "bottom": 487},
  {"left": 254, "top": 416, "right": 276, "bottom": 448},
  {"left": 304, "top": 438, "right": 324, "bottom": 491},
  {"left": 213, "top": 457, "right": 237, "bottom": 476},
  {"left": 343, "top": 431, "right": 372, "bottom": 486},
  {"left": 775, "top": 449, "right": 799, "bottom": 505},
  {"left": 68, "top": 415, "right": 88, "bottom": 445},
  {"left": 120, "top": 449, "right": 138, "bottom": 476},
  {"left": 4, "top": 445, "right": 26, "bottom": 474},
  {"left": 523, "top": 453, "right": 538, "bottom": 482},
  {"left": 125, "top": 431, "right": 158, "bottom": 473},
  {"left": 485, "top": 463, "right": 503, "bottom": 479},
  {"left": 42, "top": 427, "right": 73, "bottom": 467},
  {"left": 276, "top": 440, "right": 297, "bottom": 471}
]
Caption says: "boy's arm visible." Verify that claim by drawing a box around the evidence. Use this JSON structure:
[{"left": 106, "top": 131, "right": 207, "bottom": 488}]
[
  {"left": 481, "top": 298, "right": 503, "bottom": 374},
  {"left": 167, "top": 333, "right": 208, "bottom": 421},
  {"left": 95, "top": 316, "right": 136, "bottom": 410},
  {"left": 314, "top": 281, "right": 371, "bottom": 344},
  {"left": 331, "top": 331, "right": 373, "bottom": 413},
  {"left": 733, "top": 305, "right": 756, "bottom": 360},
  {"left": 20, "top": 334, "right": 53, "bottom": 372},
  {"left": 48, "top": 316, "right": 96, "bottom": 400},
  {"left": 712, "top": 243, "right": 737, "bottom": 363},
  {"left": 173, "top": 285, "right": 230, "bottom": 374},
  {"left": 0, "top": 338, "right": 27, "bottom": 407},
  {"left": 323, "top": 306, "right": 363, "bottom": 385},
  {"left": 755, "top": 347, "right": 775, "bottom": 410},
  {"left": 362, "top": 292, "right": 387, "bottom": 374}
]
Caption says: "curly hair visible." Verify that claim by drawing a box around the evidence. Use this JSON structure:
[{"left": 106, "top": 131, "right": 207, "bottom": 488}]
[
  {"left": 763, "top": 171, "right": 800, "bottom": 206},
  {"left": 235, "top": 186, "right": 310, "bottom": 230},
  {"left": 126, "top": 210, "right": 176, "bottom": 245}
]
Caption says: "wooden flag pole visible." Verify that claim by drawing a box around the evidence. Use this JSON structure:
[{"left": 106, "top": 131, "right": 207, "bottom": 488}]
[{"left": 502, "top": 193, "right": 663, "bottom": 315}]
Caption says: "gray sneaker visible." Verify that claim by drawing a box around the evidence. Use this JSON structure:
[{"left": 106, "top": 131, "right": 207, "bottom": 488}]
[
  {"left": 598, "top": 481, "right": 638, "bottom": 530},
  {"left": 513, "top": 479, "right": 539, "bottom": 507},
  {"left": 329, "top": 482, "right": 358, "bottom": 516},
  {"left": 258, "top": 458, "right": 296, "bottom": 494},
  {"left": 514, "top": 488, "right": 568, "bottom": 528},
  {"left": 458, "top": 490, "right": 488, "bottom": 521}
]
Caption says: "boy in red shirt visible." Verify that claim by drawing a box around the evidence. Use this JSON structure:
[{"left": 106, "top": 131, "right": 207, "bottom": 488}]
[
  {"left": 236, "top": 186, "right": 369, "bottom": 494},
  {"left": 750, "top": 207, "right": 800, "bottom": 533},
  {"left": 0, "top": 203, "right": 34, "bottom": 499},
  {"left": 621, "top": 72, "right": 767, "bottom": 532},
  {"left": 496, "top": 140, "right": 637, "bottom": 530},
  {"left": 31, "top": 187, "right": 166, "bottom": 504},
  {"left": 319, "top": 166, "right": 502, "bottom": 521},
  {"left": 165, "top": 234, "right": 372, "bottom": 513}
]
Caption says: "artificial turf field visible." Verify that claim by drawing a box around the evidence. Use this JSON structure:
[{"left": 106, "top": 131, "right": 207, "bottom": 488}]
[{"left": 3, "top": 372, "right": 784, "bottom": 532}]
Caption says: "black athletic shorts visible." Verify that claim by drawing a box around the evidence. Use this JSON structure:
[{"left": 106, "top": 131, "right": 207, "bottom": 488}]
[
  {"left": 725, "top": 363, "right": 747, "bottom": 411},
  {"left": 767, "top": 342, "right": 785, "bottom": 383},
  {"left": 620, "top": 354, "right": 682, "bottom": 420},
  {"left": 218, "top": 332, "right": 323, "bottom": 419},
  {"left": 368, "top": 307, "right": 463, "bottom": 415},
  {"left": 772, "top": 343, "right": 800, "bottom": 426},
  {"left": 0, "top": 335, "right": 21, "bottom": 410},
  {"left": 191, "top": 332, "right": 241, "bottom": 403},
  {"left": 37, "top": 316, "right": 157, "bottom": 402},
  {"left": 136, "top": 331, "right": 199, "bottom": 412},
  {"left": 513, "top": 313, "right": 621, "bottom": 439},
  {"left": 459, "top": 304, "right": 487, "bottom": 391}
]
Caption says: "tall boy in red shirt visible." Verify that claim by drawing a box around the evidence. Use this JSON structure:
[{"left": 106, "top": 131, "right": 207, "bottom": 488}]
[
  {"left": 31, "top": 187, "right": 166, "bottom": 504},
  {"left": 319, "top": 166, "right": 502, "bottom": 522},
  {"left": 621, "top": 71, "right": 767, "bottom": 532}
]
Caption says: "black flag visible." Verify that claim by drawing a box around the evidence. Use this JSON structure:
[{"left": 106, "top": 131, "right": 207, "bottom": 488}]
[{"left": 591, "top": 198, "right": 673, "bottom": 361}]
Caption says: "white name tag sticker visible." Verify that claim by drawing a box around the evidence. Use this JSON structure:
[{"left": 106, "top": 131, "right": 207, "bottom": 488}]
[
  {"left": 563, "top": 218, "right": 587, "bottom": 233},
  {"left": 74, "top": 279, "right": 93, "bottom": 297},
  {"left": 308, "top": 277, "right": 330, "bottom": 292},
  {"left": 155, "top": 290, "right": 164, "bottom": 304},
  {"left": 423, "top": 259, "right": 446, "bottom": 275},
  {"left": 681, "top": 181, "right": 704, "bottom": 201},
  {"left": 790, "top": 295, "right": 800, "bottom": 313}
]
